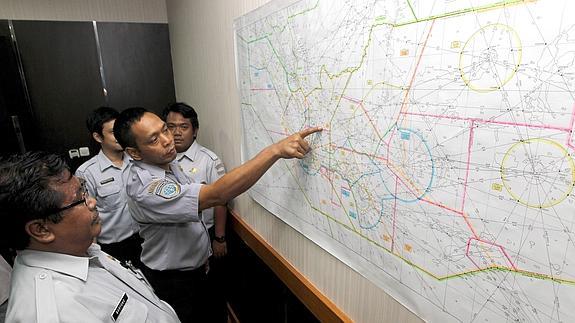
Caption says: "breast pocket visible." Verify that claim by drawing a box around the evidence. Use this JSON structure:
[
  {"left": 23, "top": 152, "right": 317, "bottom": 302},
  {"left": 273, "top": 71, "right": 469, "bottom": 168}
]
[
  {"left": 187, "top": 170, "right": 203, "bottom": 184},
  {"left": 96, "top": 184, "right": 122, "bottom": 211}
]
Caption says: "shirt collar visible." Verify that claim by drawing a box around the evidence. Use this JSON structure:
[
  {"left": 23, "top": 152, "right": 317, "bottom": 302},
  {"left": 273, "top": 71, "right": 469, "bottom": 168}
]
[
  {"left": 96, "top": 151, "right": 132, "bottom": 172},
  {"left": 179, "top": 141, "right": 199, "bottom": 162},
  {"left": 133, "top": 160, "right": 182, "bottom": 178},
  {"left": 15, "top": 245, "right": 104, "bottom": 282}
]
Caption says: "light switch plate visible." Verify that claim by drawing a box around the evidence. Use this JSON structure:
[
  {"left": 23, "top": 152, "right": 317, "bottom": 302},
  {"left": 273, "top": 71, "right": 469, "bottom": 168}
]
[
  {"left": 68, "top": 149, "right": 80, "bottom": 159},
  {"left": 79, "top": 147, "right": 90, "bottom": 157}
]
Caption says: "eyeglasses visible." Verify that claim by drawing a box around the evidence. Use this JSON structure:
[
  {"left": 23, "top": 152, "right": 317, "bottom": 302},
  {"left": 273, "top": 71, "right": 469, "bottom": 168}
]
[
  {"left": 48, "top": 179, "right": 90, "bottom": 215},
  {"left": 55, "top": 190, "right": 89, "bottom": 213}
]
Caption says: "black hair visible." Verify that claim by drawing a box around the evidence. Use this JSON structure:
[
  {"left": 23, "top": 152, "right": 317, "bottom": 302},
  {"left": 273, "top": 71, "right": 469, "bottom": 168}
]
[
  {"left": 113, "top": 107, "right": 148, "bottom": 149},
  {"left": 86, "top": 106, "right": 119, "bottom": 136},
  {"left": 162, "top": 102, "right": 199, "bottom": 129},
  {"left": 0, "top": 152, "right": 69, "bottom": 250}
]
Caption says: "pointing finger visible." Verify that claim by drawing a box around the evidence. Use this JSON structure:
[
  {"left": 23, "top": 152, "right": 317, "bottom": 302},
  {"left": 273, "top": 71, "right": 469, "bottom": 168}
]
[{"left": 299, "top": 126, "right": 323, "bottom": 139}]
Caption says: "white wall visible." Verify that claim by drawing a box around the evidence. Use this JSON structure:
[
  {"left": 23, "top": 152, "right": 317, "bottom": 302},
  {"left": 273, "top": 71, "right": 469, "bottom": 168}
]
[
  {"left": 0, "top": 0, "right": 167, "bottom": 23},
  {"left": 166, "top": 1, "right": 423, "bottom": 322}
]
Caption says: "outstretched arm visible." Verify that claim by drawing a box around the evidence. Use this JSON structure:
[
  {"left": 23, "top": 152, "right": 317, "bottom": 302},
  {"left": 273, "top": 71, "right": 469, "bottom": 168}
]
[{"left": 198, "top": 126, "right": 322, "bottom": 210}]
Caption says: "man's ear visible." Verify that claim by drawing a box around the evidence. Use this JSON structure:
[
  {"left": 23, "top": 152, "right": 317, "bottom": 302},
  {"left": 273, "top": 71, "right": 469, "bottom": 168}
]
[
  {"left": 25, "top": 220, "right": 56, "bottom": 244},
  {"left": 92, "top": 132, "right": 104, "bottom": 144},
  {"left": 193, "top": 127, "right": 199, "bottom": 139},
  {"left": 125, "top": 147, "right": 142, "bottom": 161}
]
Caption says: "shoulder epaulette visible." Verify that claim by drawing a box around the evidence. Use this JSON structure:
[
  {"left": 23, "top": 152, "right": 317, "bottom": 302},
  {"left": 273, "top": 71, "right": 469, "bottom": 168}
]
[
  {"left": 199, "top": 147, "right": 219, "bottom": 161},
  {"left": 75, "top": 156, "right": 98, "bottom": 173}
]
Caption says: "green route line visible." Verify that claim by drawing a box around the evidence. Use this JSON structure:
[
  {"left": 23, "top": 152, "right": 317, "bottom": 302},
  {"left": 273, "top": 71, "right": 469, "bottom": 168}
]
[
  {"left": 288, "top": 0, "right": 319, "bottom": 20},
  {"left": 286, "top": 156, "right": 358, "bottom": 231},
  {"left": 239, "top": 0, "right": 569, "bottom": 286},
  {"left": 392, "top": 0, "right": 530, "bottom": 28},
  {"left": 406, "top": 0, "right": 418, "bottom": 21},
  {"left": 440, "top": 266, "right": 575, "bottom": 285},
  {"left": 240, "top": 0, "right": 319, "bottom": 45},
  {"left": 242, "top": 100, "right": 574, "bottom": 286},
  {"left": 240, "top": 101, "right": 358, "bottom": 231},
  {"left": 237, "top": 101, "right": 574, "bottom": 285},
  {"left": 242, "top": 98, "right": 575, "bottom": 286},
  {"left": 240, "top": 0, "right": 532, "bottom": 93},
  {"left": 296, "top": 179, "right": 575, "bottom": 285},
  {"left": 294, "top": 0, "right": 530, "bottom": 99}
]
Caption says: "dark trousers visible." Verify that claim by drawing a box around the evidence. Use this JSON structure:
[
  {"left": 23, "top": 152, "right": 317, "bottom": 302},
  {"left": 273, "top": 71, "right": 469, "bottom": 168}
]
[
  {"left": 142, "top": 264, "right": 210, "bottom": 323},
  {"left": 207, "top": 227, "right": 228, "bottom": 323},
  {"left": 99, "top": 233, "right": 144, "bottom": 269}
]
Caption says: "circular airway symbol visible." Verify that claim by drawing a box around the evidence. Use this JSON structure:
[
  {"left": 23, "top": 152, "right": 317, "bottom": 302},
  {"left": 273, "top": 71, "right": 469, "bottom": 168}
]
[{"left": 501, "top": 138, "right": 575, "bottom": 208}]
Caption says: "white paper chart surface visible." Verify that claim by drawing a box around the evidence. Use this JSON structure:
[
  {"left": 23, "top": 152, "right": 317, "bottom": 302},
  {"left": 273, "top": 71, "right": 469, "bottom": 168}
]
[{"left": 235, "top": 1, "right": 575, "bottom": 321}]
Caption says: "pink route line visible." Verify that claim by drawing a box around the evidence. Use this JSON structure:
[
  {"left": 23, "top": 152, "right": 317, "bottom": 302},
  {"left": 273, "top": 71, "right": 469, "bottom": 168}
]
[
  {"left": 330, "top": 144, "right": 428, "bottom": 203},
  {"left": 567, "top": 102, "right": 575, "bottom": 151},
  {"left": 391, "top": 176, "right": 399, "bottom": 253},
  {"left": 461, "top": 120, "right": 474, "bottom": 213},
  {"left": 420, "top": 197, "right": 479, "bottom": 239},
  {"left": 385, "top": 19, "right": 436, "bottom": 149},
  {"left": 332, "top": 119, "right": 481, "bottom": 239},
  {"left": 395, "top": 19, "right": 436, "bottom": 123},
  {"left": 466, "top": 237, "right": 518, "bottom": 271},
  {"left": 341, "top": 95, "right": 362, "bottom": 104},
  {"left": 402, "top": 111, "right": 571, "bottom": 132},
  {"left": 248, "top": 31, "right": 575, "bottom": 276},
  {"left": 341, "top": 96, "right": 387, "bottom": 141},
  {"left": 420, "top": 197, "right": 463, "bottom": 215}
]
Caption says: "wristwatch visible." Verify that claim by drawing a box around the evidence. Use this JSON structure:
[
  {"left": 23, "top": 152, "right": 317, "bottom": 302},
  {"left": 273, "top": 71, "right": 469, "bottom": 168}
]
[{"left": 214, "top": 235, "right": 226, "bottom": 243}]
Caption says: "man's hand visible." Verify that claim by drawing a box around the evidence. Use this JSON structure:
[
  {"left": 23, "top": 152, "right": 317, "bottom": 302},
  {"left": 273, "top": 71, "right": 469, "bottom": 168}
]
[
  {"left": 273, "top": 126, "right": 322, "bottom": 159},
  {"left": 212, "top": 240, "right": 227, "bottom": 258}
]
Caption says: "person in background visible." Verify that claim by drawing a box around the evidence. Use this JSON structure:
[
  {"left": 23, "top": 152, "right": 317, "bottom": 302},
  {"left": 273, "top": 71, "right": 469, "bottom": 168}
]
[
  {"left": 163, "top": 102, "right": 228, "bottom": 322},
  {"left": 0, "top": 152, "right": 180, "bottom": 322},
  {"left": 113, "top": 107, "right": 321, "bottom": 323},
  {"left": 163, "top": 102, "right": 228, "bottom": 258},
  {"left": 75, "top": 107, "right": 142, "bottom": 268},
  {"left": 0, "top": 254, "right": 11, "bottom": 322}
]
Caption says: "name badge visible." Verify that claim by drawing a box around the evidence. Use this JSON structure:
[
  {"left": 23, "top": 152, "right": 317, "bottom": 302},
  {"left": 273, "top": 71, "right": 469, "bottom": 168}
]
[
  {"left": 111, "top": 293, "right": 128, "bottom": 321},
  {"left": 100, "top": 177, "right": 115, "bottom": 185}
]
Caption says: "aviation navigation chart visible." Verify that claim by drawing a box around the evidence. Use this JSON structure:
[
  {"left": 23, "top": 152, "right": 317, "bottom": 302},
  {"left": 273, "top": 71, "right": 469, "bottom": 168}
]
[{"left": 234, "top": 0, "right": 575, "bottom": 321}]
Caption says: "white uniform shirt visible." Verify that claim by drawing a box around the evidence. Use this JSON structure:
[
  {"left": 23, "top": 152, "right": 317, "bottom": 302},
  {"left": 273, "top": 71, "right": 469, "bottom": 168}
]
[
  {"left": 6, "top": 244, "right": 180, "bottom": 323},
  {"left": 176, "top": 141, "right": 226, "bottom": 229},
  {"left": 0, "top": 256, "right": 10, "bottom": 305},
  {"left": 126, "top": 160, "right": 210, "bottom": 271},
  {"left": 75, "top": 151, "right": 139, "bottom": 244}
]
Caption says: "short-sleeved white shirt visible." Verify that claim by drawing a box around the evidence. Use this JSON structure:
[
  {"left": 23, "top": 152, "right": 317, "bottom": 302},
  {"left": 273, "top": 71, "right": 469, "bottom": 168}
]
[
  {"left": 176, "top": 141, "right": 226, "bottom": 229},
  {"left": 126, "top": 160, "right": 211, "bottom": 271},
  {"left": 6, "top": 244, "right": 180, "bottom": 323},
  {"left": 75, "top": 151, "right": 139, "bottom": 244}
]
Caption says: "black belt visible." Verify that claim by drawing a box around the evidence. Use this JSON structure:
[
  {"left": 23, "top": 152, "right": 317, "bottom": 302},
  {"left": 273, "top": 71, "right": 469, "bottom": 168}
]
[{"left": 144, "top": 262, "right": 208, "bottom": 280}]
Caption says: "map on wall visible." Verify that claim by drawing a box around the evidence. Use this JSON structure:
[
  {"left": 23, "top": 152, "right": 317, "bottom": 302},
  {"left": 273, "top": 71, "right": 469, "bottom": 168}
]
[{"left": 234, "top": 0, "right": 575, "bottom": 321}]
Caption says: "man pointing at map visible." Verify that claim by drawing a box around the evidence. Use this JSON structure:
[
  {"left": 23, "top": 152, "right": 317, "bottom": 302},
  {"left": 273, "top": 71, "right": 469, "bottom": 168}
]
[{"left": 113, "top": 107, "right": 321, "bottom": 322}]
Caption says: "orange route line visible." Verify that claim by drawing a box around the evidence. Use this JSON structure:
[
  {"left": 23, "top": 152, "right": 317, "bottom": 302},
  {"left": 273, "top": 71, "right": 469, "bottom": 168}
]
[
  {"left": 330, "top": 144, "right": 388, "bottom": 162},
  {"left": 388, "top": 18, "right": 481, "bottom": 240},
  {"left": 397, "top": 19, "right": 436, "bottom": 125}
]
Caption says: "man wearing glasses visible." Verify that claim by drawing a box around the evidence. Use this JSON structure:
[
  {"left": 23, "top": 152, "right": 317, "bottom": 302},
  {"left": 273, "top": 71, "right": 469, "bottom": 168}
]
[{"left": 0, "top": 152, "right": 181, "bottom": 322}]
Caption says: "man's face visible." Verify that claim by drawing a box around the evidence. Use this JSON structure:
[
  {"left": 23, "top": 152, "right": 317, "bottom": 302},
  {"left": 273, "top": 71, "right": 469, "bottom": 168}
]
[
  {"left": 129, "top": 112, "right": 177, "bottom": 167},
  {"left": 166, "top": 111, "right": 197, "bottom": 153},
  {"left": 98, "top": 119, "right": 123, "bottom": 153},
  {"left": 49, "top": 171, "right": 101, "bottom": 255}
]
